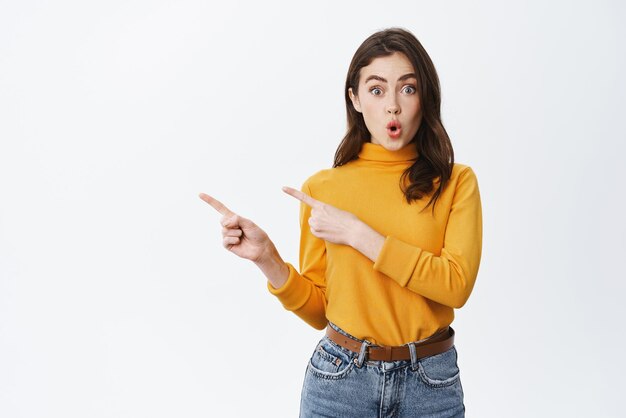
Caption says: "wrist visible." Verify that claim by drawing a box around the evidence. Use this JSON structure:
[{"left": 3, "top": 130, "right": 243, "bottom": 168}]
[
  {"left": 350, "top": 220, "right": 386, "bottom": 262},
  {"left": 348, "top": 218, "right": 367, "bottom": 248},
  {"left": 254, "top": 245, "right": 289, "bottom": 289},
  {"left": 254, "top": 243, "right": 282, "bottom": 269}
]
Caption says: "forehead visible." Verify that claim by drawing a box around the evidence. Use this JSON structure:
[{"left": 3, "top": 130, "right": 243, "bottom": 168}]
[{"left": 360, "top": 52, "right": 415, "bottom": 81}]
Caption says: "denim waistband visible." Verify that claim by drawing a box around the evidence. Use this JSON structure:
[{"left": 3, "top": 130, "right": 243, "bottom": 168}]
[{"left": 326, "top": 321, "right": 453, "bottom": 369}]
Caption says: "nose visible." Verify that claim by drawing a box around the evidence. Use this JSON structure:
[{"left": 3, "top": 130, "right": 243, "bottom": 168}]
[{"left": 386, "top": 94, "right": 400, "bottom": 115}]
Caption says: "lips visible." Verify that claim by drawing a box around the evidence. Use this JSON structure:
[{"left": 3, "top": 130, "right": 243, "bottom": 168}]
[{"left": 386, "top": 120, "right": 402, "bottom": 139}]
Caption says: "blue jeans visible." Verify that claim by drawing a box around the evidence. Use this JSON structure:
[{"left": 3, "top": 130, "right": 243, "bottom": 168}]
[{"left": 299, "top": 322, "right": 465, "bottom": 417}]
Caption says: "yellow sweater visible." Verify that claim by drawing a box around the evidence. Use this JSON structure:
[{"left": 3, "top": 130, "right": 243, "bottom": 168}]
[{"left": 267, "top": 141, "right": 483, "bottom": 346}]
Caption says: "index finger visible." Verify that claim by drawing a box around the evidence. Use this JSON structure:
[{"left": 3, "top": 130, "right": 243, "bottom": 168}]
[
  {"left": 198, "top": 192, "right": 233, "bottom": 216},
  {"left": 281, "top": 186, "right": 322, "bottom": 208}
]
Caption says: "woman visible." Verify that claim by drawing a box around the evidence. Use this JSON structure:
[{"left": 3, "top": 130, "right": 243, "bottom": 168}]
[{"left": 200, "top": 27, "right": 482, "bottom": 418}]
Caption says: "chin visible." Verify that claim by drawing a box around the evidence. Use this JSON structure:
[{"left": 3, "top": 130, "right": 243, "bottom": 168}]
[{"left": 389, "top": 139, "right": 410, "bottom": 148}]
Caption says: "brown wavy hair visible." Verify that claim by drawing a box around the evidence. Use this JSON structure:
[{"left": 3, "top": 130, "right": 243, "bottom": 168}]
[{"left": 333, "top": 27, "right": 454, "bottom": 214}]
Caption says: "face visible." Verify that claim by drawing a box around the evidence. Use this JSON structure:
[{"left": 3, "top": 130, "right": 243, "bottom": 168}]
[{"left": 349, "top": 52, "right": 422, "bottom": 151}]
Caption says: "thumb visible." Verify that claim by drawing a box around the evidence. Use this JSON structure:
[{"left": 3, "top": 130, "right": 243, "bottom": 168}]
[{"left": 222, "top": 213, "right": 255, "bottom": 229}]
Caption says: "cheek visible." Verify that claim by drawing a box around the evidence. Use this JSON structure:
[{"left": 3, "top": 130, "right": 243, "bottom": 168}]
[
  {"left": 360, "top": 98, "right": 381, "bottom": 118},
  {"left": 361, "top": 108, "right": 384, "bottom": 133},
  {"left": 402, "top": 98, "right": 421, "bottom": 120}
]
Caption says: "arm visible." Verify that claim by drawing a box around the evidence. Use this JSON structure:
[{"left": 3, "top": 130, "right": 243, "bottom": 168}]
[
  {"left": 266, "top": 181, "right": 328, "bottom": 329},
  {"left": 254, "top": 244, "right": 290, "bottom": 289},
  {"left": 351, "top": 167, "right": 483, "bottom": 309}
]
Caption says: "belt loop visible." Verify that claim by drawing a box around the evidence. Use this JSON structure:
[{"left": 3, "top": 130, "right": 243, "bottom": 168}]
[
  {"left": 354, "top": 340, "right": 369, "bottom": 368},
  {"left": 408, "top": 342, "right": 418, "bottom": 371}
]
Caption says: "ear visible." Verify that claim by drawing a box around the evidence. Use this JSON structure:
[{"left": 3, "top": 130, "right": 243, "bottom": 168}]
[{"left": 348, "top": 87, "right": 362, "bottom": 113}]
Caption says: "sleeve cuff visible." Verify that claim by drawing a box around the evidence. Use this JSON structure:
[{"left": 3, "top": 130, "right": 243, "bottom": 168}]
[
  {"left": 266, "top": 262, "right": 311, "bottom": 311},
  {"left": 372, "top": 235, "right": 423, "bottom": 287}
]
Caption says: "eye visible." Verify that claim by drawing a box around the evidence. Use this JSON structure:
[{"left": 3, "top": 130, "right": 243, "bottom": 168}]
[
  {"left": 369, "top": 87, "right": 383, "bottom": 96},
  {"left": 402, "top": 85, "right": 417, "bottom": 94}
]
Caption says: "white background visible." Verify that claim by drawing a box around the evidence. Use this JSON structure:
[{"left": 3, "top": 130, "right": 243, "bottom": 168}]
[{"left": 1, "top": 1, "right": 625, "bottom": 417}]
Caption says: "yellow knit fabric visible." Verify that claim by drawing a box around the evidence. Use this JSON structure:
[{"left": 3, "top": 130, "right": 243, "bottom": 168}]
[{"left": 267, "top": 141, "right": 483, "bottom": 346}]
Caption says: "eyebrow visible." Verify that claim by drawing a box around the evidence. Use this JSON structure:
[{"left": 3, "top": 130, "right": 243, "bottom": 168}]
[{"left": 365, "top": 73, "right": 417, "bottom": 83}]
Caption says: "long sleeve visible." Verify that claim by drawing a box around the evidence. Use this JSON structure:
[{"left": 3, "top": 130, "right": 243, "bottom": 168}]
[
  {"left": 372, "top": 166, "right": 483, "bottom": 308},
  {"left": 266, "top": 180, "right": 328, "bottom": 329}
]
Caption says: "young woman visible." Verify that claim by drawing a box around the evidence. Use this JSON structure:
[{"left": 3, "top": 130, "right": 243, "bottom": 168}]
[{"left": 200, "top": 27, "right": 482, "bottom": 418}]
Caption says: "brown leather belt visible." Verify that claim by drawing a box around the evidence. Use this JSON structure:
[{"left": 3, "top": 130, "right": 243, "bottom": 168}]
[{"left": 325, "top": 324, "right": 455, "bottom": 362}]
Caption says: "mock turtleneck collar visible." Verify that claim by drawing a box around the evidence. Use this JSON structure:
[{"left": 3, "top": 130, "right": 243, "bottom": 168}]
[{"left": 358, "top": 141, "right": 418, "bottom": 162}]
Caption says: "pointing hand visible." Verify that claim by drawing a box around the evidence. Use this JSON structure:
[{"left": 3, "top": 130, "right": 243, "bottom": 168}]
[
  {"left": 281, "top": 186, "right": 361, "bottom": 247},
  {"left": 198, "top": 192, "right": 271, "bottom": 262}
]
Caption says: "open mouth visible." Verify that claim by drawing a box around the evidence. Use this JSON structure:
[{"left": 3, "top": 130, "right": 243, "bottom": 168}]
[{"left": 386, "top": 120, "right": 402, "bottom": 139}]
